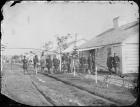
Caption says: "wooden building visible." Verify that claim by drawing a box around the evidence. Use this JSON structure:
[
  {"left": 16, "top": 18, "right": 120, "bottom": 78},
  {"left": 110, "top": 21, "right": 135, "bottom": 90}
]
[{"left": 78, "top": 17, "right": 139, "bottom": 74}]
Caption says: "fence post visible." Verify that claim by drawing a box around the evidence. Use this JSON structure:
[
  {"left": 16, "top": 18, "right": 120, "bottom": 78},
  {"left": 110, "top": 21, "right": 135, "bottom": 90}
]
[
  {"left": 95, "top": 66, "right": 98, "bottom": 84},
  {"left": 59, "top": 53, "right": 62, "bottom": 72}
]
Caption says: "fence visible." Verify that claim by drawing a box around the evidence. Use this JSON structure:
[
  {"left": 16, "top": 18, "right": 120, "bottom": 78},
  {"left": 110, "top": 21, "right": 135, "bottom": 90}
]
[{"left": 60, "top": 60, "right": 138, "bottom": 89}]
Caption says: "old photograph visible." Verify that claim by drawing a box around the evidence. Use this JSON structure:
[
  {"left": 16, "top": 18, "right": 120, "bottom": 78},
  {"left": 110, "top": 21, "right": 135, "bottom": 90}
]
[{"left": 1, "top": 1, "right": 139, "bottom": 106}]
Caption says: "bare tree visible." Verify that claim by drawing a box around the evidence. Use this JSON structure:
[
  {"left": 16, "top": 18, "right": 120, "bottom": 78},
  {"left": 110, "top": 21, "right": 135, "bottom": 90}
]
[{"left": 56, "top": 34, "right": 71, "bottom": 72}]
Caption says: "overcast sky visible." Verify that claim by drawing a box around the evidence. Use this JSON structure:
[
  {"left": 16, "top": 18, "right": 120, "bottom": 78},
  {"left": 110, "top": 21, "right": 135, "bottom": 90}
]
[{"left": 1, "top": 1, "right": 138, "bottom": 55}]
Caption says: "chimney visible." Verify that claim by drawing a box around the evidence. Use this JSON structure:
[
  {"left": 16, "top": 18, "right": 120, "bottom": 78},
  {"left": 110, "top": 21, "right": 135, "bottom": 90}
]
[{"left": 113, "top": 16, "right": 119, "bottom": 29}]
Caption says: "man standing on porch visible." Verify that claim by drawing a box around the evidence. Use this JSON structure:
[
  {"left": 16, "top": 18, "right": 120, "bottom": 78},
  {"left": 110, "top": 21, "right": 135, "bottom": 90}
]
[
  {"left": 113, "top": 53, "right": 120, "bottom": 74},
  {"left": 106, "top": 53, "right": 114, "bottom": 74}
]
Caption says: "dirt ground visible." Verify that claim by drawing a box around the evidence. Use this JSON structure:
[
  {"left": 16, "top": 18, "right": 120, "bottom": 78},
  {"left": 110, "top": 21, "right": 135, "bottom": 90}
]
[
  {"left": 1, "top": 64, "right": 53, "bottom": 106},
  {"left": 1, "top": 64, "right": 118, "bottom": 106}
]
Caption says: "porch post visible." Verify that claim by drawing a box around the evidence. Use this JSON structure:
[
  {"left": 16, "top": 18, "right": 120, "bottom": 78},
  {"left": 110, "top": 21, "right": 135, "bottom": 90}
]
[{"left": 95, "top": 66, "right": 98, "bottom": 84}]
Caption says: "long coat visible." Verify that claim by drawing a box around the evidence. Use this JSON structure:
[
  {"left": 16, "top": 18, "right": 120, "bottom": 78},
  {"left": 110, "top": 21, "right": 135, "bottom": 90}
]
[
  {"left": 107, "top": 56, "right": 113, "bottom": 69},
  {"left": 22, "top": 59, "right": 28, "bottom": 69},
  {"left": 46, "top": 58, "right": 52, "bottom": 68},
  {"left": 40, "top": 56, "right": 46, "bottom": 68},
  {"left": 112, "top": 56, "right": 120, "bottom": 67},
  {"left": 53, "top": 58, "right": 59, "bottom": 68}
]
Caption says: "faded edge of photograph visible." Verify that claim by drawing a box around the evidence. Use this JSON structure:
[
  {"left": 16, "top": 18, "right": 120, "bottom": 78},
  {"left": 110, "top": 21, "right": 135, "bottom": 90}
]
[{"left": 1, "top": 1, "right": 139, "bottom": 107}]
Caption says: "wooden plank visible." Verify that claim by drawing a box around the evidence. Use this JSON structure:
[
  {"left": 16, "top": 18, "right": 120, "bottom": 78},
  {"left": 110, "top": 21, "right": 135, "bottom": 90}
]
[
  {"left": 126, "top": 63, "right": 139, "bottom": 66},
  {"left": 125, "top": 59, "right": 139, "bottom": 62},
  {"left": 125, "top": 51, "right": 138, "bottom": 54}
]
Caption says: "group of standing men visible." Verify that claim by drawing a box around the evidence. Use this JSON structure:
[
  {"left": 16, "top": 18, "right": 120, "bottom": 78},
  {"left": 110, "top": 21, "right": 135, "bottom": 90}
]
[
  {"left": 33, "top": 52, "right": 60, "bottom": 74},
  {"left": 107, "top": 53, "right": 120, "bottom": 74},
  {"left": 22, "top": 51, "right": 120, "bottom": 75},
  {"left": 78, "top": 55, "right": 95, "bottom": 74},
  {"left": 22, "top": 52, "right": 60, "bottom": 74}
]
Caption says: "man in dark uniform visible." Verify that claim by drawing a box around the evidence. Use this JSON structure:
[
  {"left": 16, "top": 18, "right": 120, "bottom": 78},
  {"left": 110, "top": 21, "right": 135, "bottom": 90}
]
[
  {"left": 67, "top": 54, "right": 71, "bottom": 73},
  {"left": 80, "top": 56, "right": 86, "bottom": 73},
  {"left": 113, "top": 53, "right": 120, "bottom": 74},
  {"left": 22, "top": 56, "right": 28, "bottom": 74},
  {"left": 46, "top": 55, "right": 52, "bottom": 74},
  {"left": 88, "top": 54, "right": 93, "bottom": 73},
  {"left": 33, "top": 55, "right": 39, "bottom": 74},
  {"left": 53, "top": 56, "right": 60, "bottom": 73},
  {"left": 79, "top": 57, "right": 83, "bottom": 73},
  {"left": 106, "top": 54, "right": 114, "bottom": 74}
]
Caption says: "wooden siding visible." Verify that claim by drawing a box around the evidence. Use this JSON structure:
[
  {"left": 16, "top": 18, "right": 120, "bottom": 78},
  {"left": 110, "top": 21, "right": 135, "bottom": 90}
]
[
  {"left": 95, "top": 47, "right": 108, "bottom": 70},
  {"left": 95, "top": 44, "right": 122, "bottom": 73},
  {"left": 123, "top": 33, "right": 139, "bottom": 44},
  {"left": 124, "top": 44, "right": 139, "bottom": 73},
  {"left": 79, "top": 51, "right": 90, "bottom": 58}
]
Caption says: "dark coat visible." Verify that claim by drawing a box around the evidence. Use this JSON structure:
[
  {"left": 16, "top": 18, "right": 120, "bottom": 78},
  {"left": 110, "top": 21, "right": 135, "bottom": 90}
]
[
  {"left": 112, "top": 56, "right": 120, "bottom": 67},
  {"left": 46, "top": 58, "right": 52, "bottom": 68},
  {"left": 107, "top": 56, "right": 113, "bottom": 68},
  {"left": 53, "top": 58, "right": 60, "bottom": 67},
  {"left": 22, "top": 59, "right": 28, "bottom": 69},
  {"left": 33, "top": 57, "right": 39, "bottom": 66}
]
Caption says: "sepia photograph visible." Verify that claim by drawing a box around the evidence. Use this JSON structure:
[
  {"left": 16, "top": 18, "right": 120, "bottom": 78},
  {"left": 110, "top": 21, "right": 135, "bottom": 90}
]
[{"left": 1, "top": 1, "right": 139, "bottom": 106}]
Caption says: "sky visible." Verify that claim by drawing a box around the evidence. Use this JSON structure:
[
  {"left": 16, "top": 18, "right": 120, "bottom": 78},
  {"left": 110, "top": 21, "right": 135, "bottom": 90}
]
[{"left": 1, "top": 1, "right": 139, "bottom": 55}]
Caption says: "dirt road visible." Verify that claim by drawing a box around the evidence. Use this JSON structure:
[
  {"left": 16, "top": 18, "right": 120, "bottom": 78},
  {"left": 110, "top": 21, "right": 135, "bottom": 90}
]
[{"left": 1, "top": 63, "right": 117, "bottom": 106}]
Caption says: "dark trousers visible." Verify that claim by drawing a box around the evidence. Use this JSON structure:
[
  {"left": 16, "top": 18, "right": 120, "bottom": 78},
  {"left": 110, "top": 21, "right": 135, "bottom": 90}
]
[
  {"left": 34, "top": 63, "right": 36, "bottom": 69},
  {"left": 107, "top": 66, "right": 112, "bottom": 75},
  {"left": 47, "top": 67, "right": 51, "bottom": 74},
  {"left": 114, "top": 66, "right": 119, "bottom": 74},
  {"left": 41, "top": 67, "right": 45, "bottom": 72},
  {"left": 67, "top": 64, "right": 70, "bottom": 73},
  {"left": 54, "top": 66, "right": 58, "bottom": 73},
  {"left": 23, "top": 68, "right": 28, "bottom": 74}
]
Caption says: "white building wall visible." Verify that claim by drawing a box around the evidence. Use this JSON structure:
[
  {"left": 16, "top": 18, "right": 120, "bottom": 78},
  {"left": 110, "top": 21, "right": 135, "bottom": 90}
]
[
  {"left": 122, "top": 32, "right": 139, "bottom": 74},
  {"left": 123, "top": 43, "right": 139, "bottom": 73}
]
